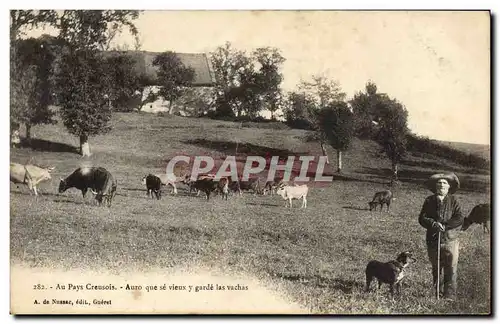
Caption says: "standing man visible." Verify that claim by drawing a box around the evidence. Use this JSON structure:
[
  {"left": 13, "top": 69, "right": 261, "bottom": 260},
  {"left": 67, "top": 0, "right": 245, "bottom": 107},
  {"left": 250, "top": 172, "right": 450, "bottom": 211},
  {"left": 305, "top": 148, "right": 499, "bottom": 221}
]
[{"left": 418, "top": 173, "right": 464, "bottom": 300}]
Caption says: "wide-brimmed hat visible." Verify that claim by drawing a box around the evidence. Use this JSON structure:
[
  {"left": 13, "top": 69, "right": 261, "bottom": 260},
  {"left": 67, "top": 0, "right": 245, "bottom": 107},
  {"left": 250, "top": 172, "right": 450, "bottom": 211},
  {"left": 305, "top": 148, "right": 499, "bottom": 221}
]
[{"left": 426, "top": 172, "right": 460, "bottom": 194}]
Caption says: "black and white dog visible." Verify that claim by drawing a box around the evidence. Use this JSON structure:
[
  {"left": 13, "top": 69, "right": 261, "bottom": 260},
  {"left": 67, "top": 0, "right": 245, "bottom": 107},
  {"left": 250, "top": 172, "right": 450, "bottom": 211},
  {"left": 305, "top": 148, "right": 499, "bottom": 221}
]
[{"left": 365, "top": 251, "right": 416, "bottom": 295}]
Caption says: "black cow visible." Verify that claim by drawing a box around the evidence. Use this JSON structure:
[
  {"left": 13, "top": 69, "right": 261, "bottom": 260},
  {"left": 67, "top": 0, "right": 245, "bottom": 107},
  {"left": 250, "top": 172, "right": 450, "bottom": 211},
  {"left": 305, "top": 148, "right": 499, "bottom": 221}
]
[
  {"left": 369, "top": 190, "right": 393, "bottom": 212},
  {"left": 191, "top": 178, "right": 219, "bottom": 201},
  {"left": 182, "top": 173, "right": 216, "bottom": 195},
  {"left": 462, "top": 203, "right": 490, "bottom": 233},
  {"left": 142, "top": 174, "right": 162, "bottom": 200},
  {"left": 59, "top": 166, "right": 117, "bottom": 207}
]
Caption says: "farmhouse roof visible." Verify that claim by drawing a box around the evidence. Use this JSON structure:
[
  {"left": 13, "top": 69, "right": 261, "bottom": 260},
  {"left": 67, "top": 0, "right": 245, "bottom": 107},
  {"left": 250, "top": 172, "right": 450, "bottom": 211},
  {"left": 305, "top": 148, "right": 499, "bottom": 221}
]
[{"left": 102, "top": 50, "right": 216, "bottom": 87}]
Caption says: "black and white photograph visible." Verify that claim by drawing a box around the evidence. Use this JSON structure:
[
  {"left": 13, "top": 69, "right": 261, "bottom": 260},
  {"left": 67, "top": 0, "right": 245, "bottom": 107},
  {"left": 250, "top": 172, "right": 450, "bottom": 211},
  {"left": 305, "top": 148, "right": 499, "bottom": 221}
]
[{"left": 8, "top": 9, "right": 491, "bottom": 315}]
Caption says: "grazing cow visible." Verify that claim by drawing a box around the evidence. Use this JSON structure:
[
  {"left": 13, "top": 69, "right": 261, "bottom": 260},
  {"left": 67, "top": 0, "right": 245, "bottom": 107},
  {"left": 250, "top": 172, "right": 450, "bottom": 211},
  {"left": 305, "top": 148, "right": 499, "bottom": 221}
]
[
  {"left": 276, "top": 184, "right": 309, "bottom": 208},
  {"left": 142, "top": 174, "right": 162, "bottom": 200},
  {"left": 262, "top": 178, "right": 285, "bottom": 196},
  {"left": 183, "top": 173, "right": 216, "bottom": 195},
  {"left": 59, "top": 166, "right": 117, "bottom": 207},
  {"left": 369, "top": 190, "right": 393, "bottom": 212},
  {"left": 190, "top": 178, "right": 219, "bottom": 201},
  {"left": 462, "top": 203, "right": 491, "bottom": 233},
  {"left": 10, "top": 162, "right": 55, "bottom": 196},
  {"left": 230, "top": 177, "right": 262, "bottom": 196}
]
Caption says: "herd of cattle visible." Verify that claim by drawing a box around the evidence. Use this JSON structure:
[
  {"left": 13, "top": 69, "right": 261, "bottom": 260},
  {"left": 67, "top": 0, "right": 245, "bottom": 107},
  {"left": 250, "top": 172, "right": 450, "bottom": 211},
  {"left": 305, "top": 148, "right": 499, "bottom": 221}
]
[
  {"left": 10, "top": 161, "right": 490, "bottom": 232},
  {"left": 141, "top": 170, "right": 308, "bottom": 208},
  {"left": 9, "top": 162, "right": 309, "bottom": 208}
]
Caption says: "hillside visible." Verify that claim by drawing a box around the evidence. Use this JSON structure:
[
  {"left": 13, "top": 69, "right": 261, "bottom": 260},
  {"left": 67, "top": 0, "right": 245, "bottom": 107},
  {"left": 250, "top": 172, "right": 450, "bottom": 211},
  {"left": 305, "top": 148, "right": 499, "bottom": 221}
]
[
  {"left": 13, "top": 112, "right": 490, "bottom": 194},
  {"left": 10, "top": 112, "right": 491, "bottom": 314},
  {"left": 434, "top": 140, "right": 490, "bottom": 161}
]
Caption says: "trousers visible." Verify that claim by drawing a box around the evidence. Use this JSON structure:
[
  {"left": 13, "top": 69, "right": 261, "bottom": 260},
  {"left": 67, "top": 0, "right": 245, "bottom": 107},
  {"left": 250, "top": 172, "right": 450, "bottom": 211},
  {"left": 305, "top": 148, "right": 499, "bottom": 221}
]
[{"left": 427, "top": 239, "right": 459, "bottom": 298}]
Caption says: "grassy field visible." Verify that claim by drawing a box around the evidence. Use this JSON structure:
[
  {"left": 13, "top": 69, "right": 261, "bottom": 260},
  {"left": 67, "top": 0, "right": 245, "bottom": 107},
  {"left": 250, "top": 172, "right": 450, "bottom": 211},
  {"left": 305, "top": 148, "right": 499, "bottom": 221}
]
[{"left": 10, "top": 112, "right": 491, "bottom": 314}]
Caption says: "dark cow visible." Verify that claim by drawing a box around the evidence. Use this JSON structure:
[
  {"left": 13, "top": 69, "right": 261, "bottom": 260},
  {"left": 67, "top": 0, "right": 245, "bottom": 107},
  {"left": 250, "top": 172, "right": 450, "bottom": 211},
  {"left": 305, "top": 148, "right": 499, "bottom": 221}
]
[
  {"left": 182, "top": 173, "right": 216, "bottom": 195},
  {"left": 190, "top": 178, "right": 219, "bottom": 201},
  {"left": 59, "top": 166, "right": 117, "bottom": 207},
  {"left": 462, "top": 203, "right": 491, "bottom": 233},
  {"left": 229, "top": 177, "right": 262, "bottom": 195},
  {"left": 142, "top": 174, "right": 162, "bottom": 200},
  {"left": 369, "top": 190, "right": 393, "bottom": 212}
]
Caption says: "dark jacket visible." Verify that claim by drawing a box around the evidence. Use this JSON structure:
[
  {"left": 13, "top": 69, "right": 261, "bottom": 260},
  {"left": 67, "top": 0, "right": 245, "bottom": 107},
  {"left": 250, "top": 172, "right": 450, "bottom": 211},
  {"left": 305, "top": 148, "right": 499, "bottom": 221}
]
[{"left": 418, "top": 194, "right": 464, "bottom": 246}]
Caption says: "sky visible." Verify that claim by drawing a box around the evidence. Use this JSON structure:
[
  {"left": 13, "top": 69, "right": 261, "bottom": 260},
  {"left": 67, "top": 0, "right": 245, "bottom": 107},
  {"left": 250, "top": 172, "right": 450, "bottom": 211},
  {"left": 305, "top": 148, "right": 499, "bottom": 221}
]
[{"left": 22, "top": 10, "right": 490, "bottom": 145}]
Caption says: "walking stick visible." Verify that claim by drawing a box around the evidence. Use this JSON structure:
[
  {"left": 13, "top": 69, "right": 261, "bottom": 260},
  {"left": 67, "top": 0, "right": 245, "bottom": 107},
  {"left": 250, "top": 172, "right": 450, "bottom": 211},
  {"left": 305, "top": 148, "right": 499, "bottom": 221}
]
[{"left": 436, "top": 231, "right": 441, "bottom": 300}]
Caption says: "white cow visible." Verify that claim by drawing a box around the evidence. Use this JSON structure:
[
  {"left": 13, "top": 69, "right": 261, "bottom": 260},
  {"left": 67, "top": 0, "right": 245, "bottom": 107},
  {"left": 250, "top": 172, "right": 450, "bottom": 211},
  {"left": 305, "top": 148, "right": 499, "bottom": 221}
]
[
  {"left": 10, "top": 162, "right": 55, "bottom": 196},
  {"left": 276, "top": 184, "right": 309, "bottom": 208},
  {"left": 155, "top": 173, "right": 179, "bottom": 195}
]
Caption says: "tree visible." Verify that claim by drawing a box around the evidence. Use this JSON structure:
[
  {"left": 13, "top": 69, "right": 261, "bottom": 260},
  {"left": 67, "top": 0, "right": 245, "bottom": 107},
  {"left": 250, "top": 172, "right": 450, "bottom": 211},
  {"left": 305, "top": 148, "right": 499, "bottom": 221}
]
[
  {"left": 298, "top": 75, "right": 346, "bottom": 107},
  {"left": 211, "top": 42, "right": 244, "bottom": 118},
  {"left": 98, "top": 19, "right": 141, "bottom": 51},
  {"left": 211, "top": 42, "right": 285, "bottom": 119},
  {"left": 11, "top": 37, "right": 57, "bottom": 140},
  {"left": 317, "top": 102, "right": 354, "bottom": 173},
  {"left": 234, "top": 64, "right": 260, "bottom": 118},
  {"left": 373, "top": 96, "right": 409, "bottom": 181},
  {"left": 285, "top": 75, "right": 347, "bottom": 164},
  {"left": 175, "top": 87, "right": 215, "bottom": 117},
  {"left": 211, "top": 42, "right": 257, "bottom": 118},
  {"left": 151, "top": 51, "right": 195, "bottom": 114},
  {"left": 53, "top": 10, "right": 140, "bottom": 156},
  {"left": 350, "top": 81, "right": 409, "bottom": 181},
  {"left": 102, "top": 53, "right": 142, "bottom": 111},
  {"left": 133, "top": 34, "right": 143, "bottom": 51},
  {"left": 265, "top": 91, "right": 283, "bottom": 120},
  {"left": 10, "top": 10, "right": 58, "bottom": 142},
  {"left": 283, "top": 91, "right": 317, "bottom": 130},
  {"left": 10, "top": 64, "right": 37, "bottom": 145},
  {"left": 55, "top": 49, "right": 111, "bottom": 157},
  {"left": 57, "top": 10, "right": 139, "bottom": 51},
  {"left": 349, "top": 81, "right": 390, "bottom": 138},
  {"left": 10, "top": 10, "right": 57, "bottom": 43},
  {"left": 37, "top": 34, "right": 69, "bottom": 106},
  {"left": 252, "top": 47, "right": 286, "bottom": 120}
]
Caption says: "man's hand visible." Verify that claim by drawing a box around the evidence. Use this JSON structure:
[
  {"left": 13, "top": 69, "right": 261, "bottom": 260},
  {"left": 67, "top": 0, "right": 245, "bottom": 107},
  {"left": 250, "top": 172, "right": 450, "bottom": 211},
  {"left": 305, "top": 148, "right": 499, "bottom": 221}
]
[{"left": 433, "top": 222, "right": 445, "bottom": 232}]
